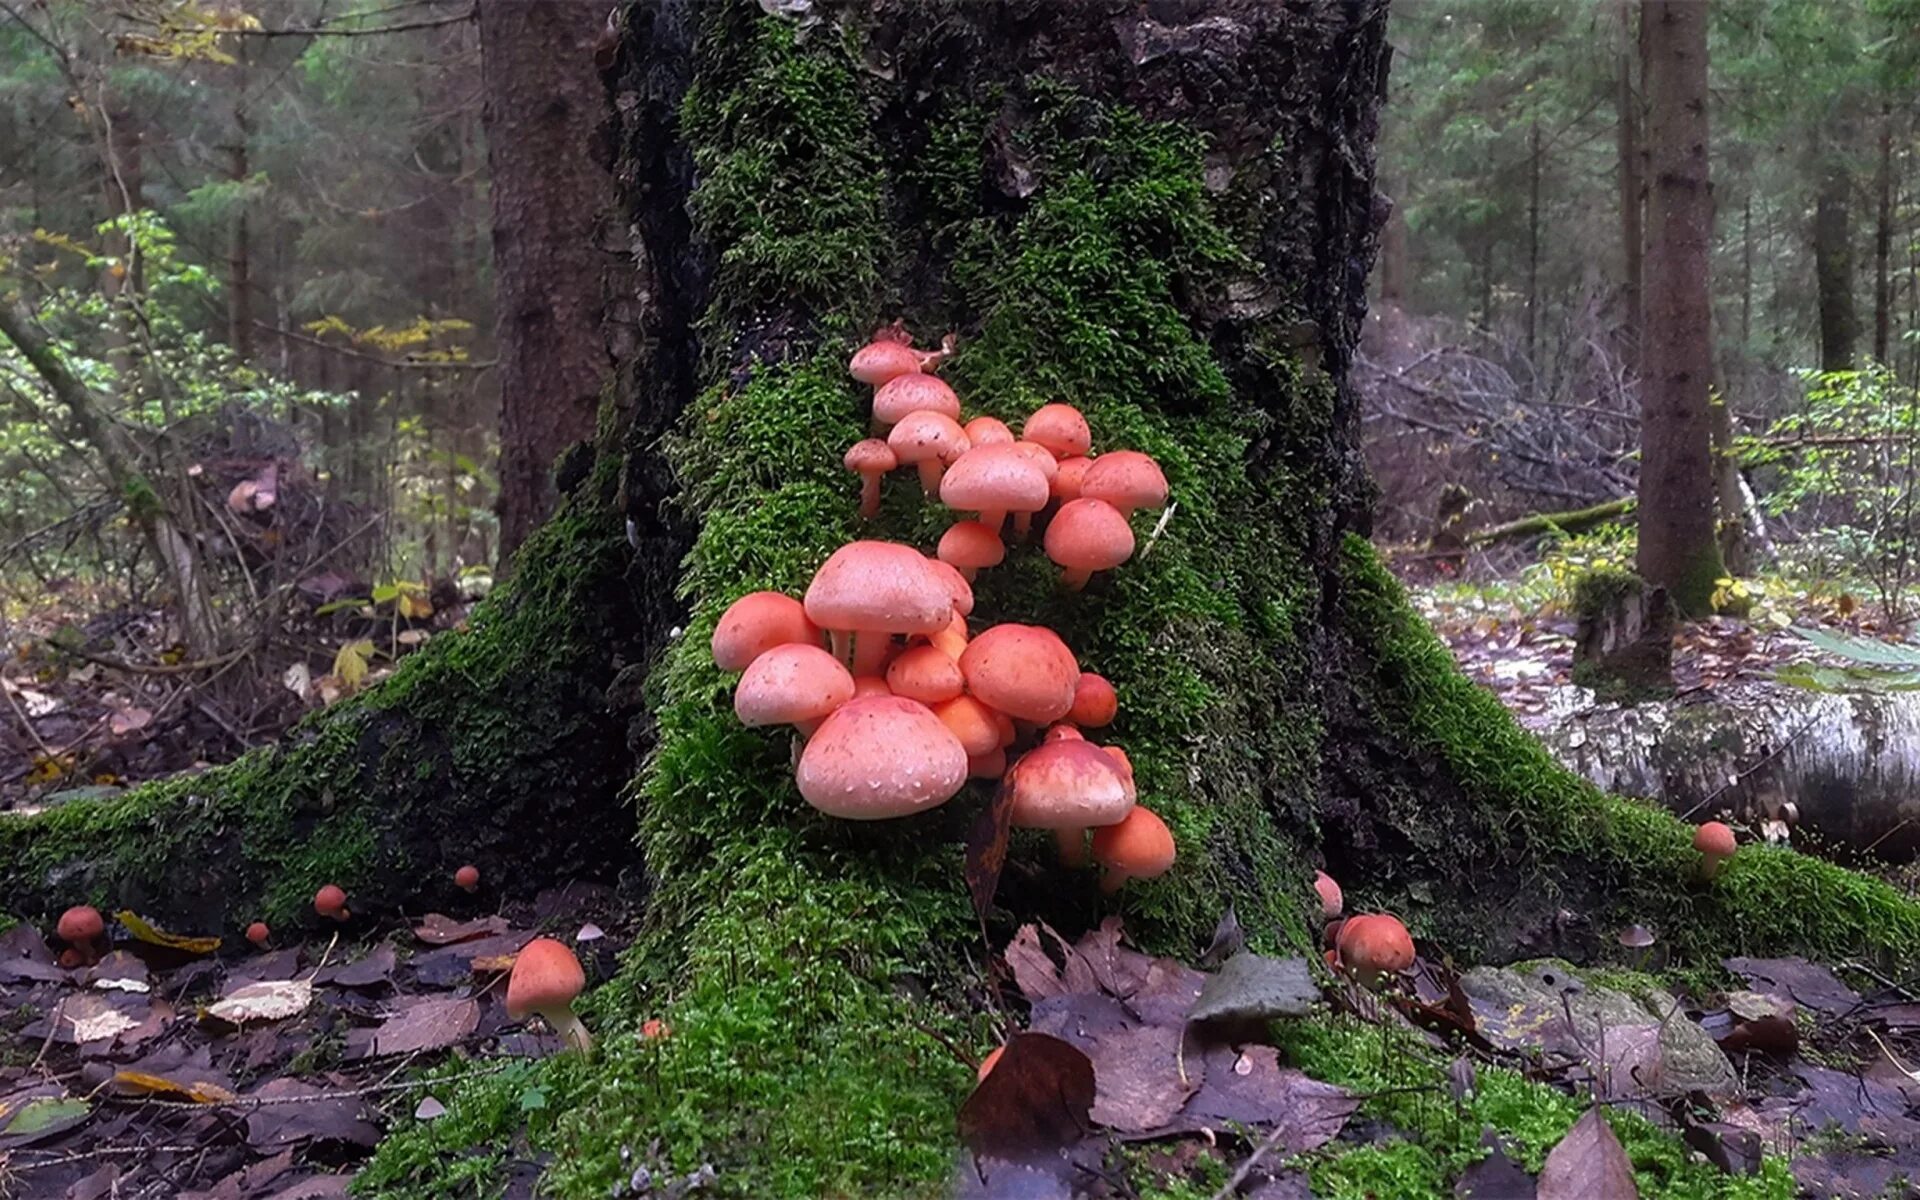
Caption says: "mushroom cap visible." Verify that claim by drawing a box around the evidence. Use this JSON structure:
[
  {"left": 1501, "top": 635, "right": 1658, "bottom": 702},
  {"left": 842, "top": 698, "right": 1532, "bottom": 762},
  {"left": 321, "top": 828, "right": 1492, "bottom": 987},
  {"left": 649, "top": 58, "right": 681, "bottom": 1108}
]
[
  {"left": 1617, "top": 924, "right": 1656, "bottom": 949},
  {"left": 804, "top": 541, "right": 954, "bottom": 636},
  {"left": 1694, "top": 821, "right": 1737, "bottom": 857},
  {"left": 314, "top": 884, "right": 348, "bottom": 917},
  {"left": 1007, "top": 740, "right": 1135, "bottom": 830},
  {"left": 969, "top": 747, "right": 1008, "bottom": 779},
  {"left": 851, "top": 675, "right": 893, "bottom": 698},
  {"left": 887, "top": 410, "right": 970, "bottom": 466},
  {"left": 1102, "top": 745, "right": 1135, "bottom": 797},
  {"left": 1313, "top": 870, "right": 1343, "bottom": 919},
  {"left": 506, "top": 937, "right": 587, "bottom": 1019},
  {"left": 1011, "top": 441, "right": 1061, "bottom": 483},
  {"left": 977, "top": 1045, "right": 1006, "bottom": 1080},
  {"left": 939, "top": 521, "right": 1006, "bottom": 572},
  {"left": 924, "top": 556, "right": 975, "bottom": 617},
  {"left": 1053, "top": 456, "right": 1094, "bottom": 503},
  {"left": 796, "top": 696, "right": 969, "bottom": 819},
  {"left": 1045, "top": 498, "right": 1136, "bottom": 572},
  {"left": 873, "top": 372, "right": 961, "bottom": 425},
  {"left": 849, "top": 341, "right": 923, "bottom": 387},
  {"left": 1043, "top": 722, "right": 1083, "bottom": 742},
  {"left": 1336, "top": 914, "right": 1415, "bottom": 978},
  {"left": 959, "top": 624, "right": 1080, "bottom": 723},
  {"left": 712, "top": 592, "right": 820, "bottom": 672},
  {"left": 934, "top": 695, "right": 1004, "bottom": 757},
  {"left": 844, "top": 438, "right": 898, "bottom": 475},
  {"left": 735, "top": 643, "right": 857, "bottom": 728},
  {"left": 1023, "top": 404, "right": 1092, "bottom": 459},
  {"left": 887, "top": 645, "right": 964, "bottom": 704},
  {"left": 964, "top": 416, "right": 1015, "bottom": 447},
  {"left": 1081, "top": 451, "right": 1169, "bottom": 512},
  {"left": 455, "top": 864, "right": 481, "bottom": 890},
  {"left": 245, "top": 921, "right": 270, "bottom": 946},
  {"left": 940, "top": 445, "right": 1051, "bottom": 516},
  {"left": 56, "top": 905, "right": 104, "bottom": 943},
  {"left": 1069, "top": 673, "right": 1118, "bottom": 728},
  {"left": 1091, "top": 806, "right": 1176, "bottom": 879}
]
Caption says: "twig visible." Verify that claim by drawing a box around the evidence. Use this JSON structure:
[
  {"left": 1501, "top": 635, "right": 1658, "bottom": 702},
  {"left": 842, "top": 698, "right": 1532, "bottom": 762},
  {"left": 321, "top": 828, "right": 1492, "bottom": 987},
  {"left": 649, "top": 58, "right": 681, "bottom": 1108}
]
[
  {"left": 1209, "top": 1120, "right": 1294, "bottom": 1200},
  {"left": 106, "top": 1059, "right": 519, "bottom": 1112},
  {"left": 50, "top": 640, "right": 259, "bottom": 677},
  {"left": 0, "top": 676, "right": 56, "bottom": 761}
]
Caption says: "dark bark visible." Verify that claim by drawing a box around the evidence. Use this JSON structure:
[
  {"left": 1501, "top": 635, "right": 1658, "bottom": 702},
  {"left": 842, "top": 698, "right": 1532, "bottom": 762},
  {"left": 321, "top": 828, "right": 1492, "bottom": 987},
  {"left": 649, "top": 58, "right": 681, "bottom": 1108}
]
[
  {"left": 479, "top": 0, "right": 615, "bottom": 562},
  {"left": 1526, "top": 119, "right": 1541, "bottom": 361},
  {"left": 1874, "top": 110, "right": 1893, "bottom": 363},
  {"left": 1616, "top": 0, "right": 1642, "bottom": 351},
  {"left": 1635, "top": 0, "right": 1722, "bottom": 614},
  {"left": 1814, "top": 160, "right": 1857, "bottom": 372},
  {"left": 227, "top": 104, "right": 254, "bottom": 362}
]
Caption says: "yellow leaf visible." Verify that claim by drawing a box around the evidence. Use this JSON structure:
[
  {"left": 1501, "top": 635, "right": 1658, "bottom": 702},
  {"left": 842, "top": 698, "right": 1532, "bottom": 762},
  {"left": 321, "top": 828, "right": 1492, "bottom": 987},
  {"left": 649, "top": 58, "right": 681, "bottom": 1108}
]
[
  {"left": 334, "top": 639, "right": 374, "bottom": 691},
  {"left": 399, "top": 593, "right": 434, "bottom": 620},
  {"left": 115, "top": 910, "right": 221, "bottom": 955},
  {"left": 111, "top": 1071, "right": 237, "bottom": 1104},
  {"left": 26, "top": 753, "right": 74, "bottom": 785}
]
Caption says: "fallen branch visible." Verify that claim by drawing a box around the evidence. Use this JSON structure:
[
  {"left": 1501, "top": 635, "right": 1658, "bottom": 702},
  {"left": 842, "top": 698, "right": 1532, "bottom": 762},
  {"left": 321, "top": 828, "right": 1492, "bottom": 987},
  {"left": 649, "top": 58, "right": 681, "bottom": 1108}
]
[{"left": 1463, "top": 497, "right": 1636, "bottom": 547}]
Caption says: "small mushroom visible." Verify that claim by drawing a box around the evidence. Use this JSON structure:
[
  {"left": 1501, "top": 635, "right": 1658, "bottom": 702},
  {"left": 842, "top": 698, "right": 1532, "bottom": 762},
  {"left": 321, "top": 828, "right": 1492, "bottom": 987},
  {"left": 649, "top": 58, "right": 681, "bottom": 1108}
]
[
  {"left": 926, "top": 609, "right": 971, "bottom": 659},
  {"left": 844, "top": 439, "right": 898, "bottom": 520},
  {"left": 1334, "top": 914, "right": 1415, "bottom": 990},
  {"left": 56, "top": 906, "right": 105, "bottom": 966},
  {"left": 1044, "top": 498, "right": 1135, "bottom": 590},
  {"left": 314, "top": 884, "right": 350, "bottom": 922},
  {"left": 712, "top": 592, "right": 820, "bottom": 672},
  {"left": 887, "top": 644, "right": 964, "bottom": 704},
  {"left": 852, "top": 675, "right": 893, "bottom": 698},
  {"left": 1043, "top": 722, "right": 1083, "bottom": 742},
  {"left": 507, "top": 937, "right": 592, "bottom": 1055},
  {"left": 1068, "top": 672, "right": 1118, "bottom": 728},
  {"left": 1313, "top": 871, "right": 1343, "bottom": 920},
  {"left": 933, "top": 694, "right": 1004, "bottom": 758},
  {"left": 735, "top": 643, "right": 857, "bottom": 738},
  {"left": 245, "top": 921, "right": 271, "bottom": 949},
  {"left": 1080, "top": 451, "right": 1169, "bottom": 520},
  {"left": 1023, "top": 403, "right": 1092, "bottom": 459},
  {"left": 939, "top": 445, "right": 1050, "bottom": 539},
  {"left": 797, "top": 696, "right": 969, "bottom": 819},
  {"left": 1008, "top": 739, "right": 1135, "bottom": 867},
  {"left": 1052, "top": 456, "right": 1094, "bottom": 504},
  {"left": 938, "top": 521, "right": 1006, "bottom": 581},
  {"left": 959, "top": 624, "right": 1079, "bottom": 724},
  {"left": 804, "top": 541, "right": 955, "bottom": 675},
  {"left": 963, "top": 416, "right": 1015, "bottom": 447},
  {"left": 873, "top": 373, "right": 962, "bottom": 429},
  {"left": 848, "top": 329, "right": 924, "bottom": 387},
  {"left": 1694, "top": 821, "right": 1737, "bottom": 879},
  {"left": 1007, "top": 443, "right": 1060, "bottom": 539},
  {"left": 1091, "top": 806, "right": 1176, "bottom": 893},
  {"left": 888, "top": 410, "right": 971, "bottom": 494},
  {"left": 455, "top": 865, "right": 481, "bottom": 893}
]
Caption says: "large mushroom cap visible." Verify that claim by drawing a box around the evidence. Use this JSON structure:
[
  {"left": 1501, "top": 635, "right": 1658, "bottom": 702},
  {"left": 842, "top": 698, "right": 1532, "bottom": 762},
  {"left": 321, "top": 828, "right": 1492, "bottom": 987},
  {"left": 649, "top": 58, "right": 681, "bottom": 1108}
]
[
  {"left": 506, "top": 937, "right": 586, "bottom": 1020},
  {"left": 735, "top": 644, "right": 856, "bottom": 728},
  {"left": 797, "top": 696, "right": 968, "bottom": 819},
  {"left": 849, "top": 340, "right": 923, "bottom": 387},
  {"left": 1045, "top": 498, "right": 1135, "bottom": 573},
  {"left": 1081, "top": 451, "right": 1168, "bottom": 515},
  {"left": 1092, "top": 806, "right": 1176, "bottom": 881},
  {"left": 804, "top": 541, "right": 953, "bottom": 636},
  {"left": 1023, "top": 404, "right": 1092, "bottom": 459},
  {"left": 1336, "top": 914, "right": 1415, "bottom": 983},
  {"left": 1068, "top": 673, "right": 1118, "bottom": 727},
  {"left": 873, "top": 373, "right": 961, "bottom": 426},
  {"left": 924, "top": 556, "right": 975, "bottom": 617},
  {"left": 712, "top": 592, "right": 820, "bottom": 672},
  {"left": 1008, "top": 740, "right": 1134, "bottom": 830},
  {"left": 1694, "top": 821, "right": 1736, "bottom": 857},
  {"left": 939, "top": 445, "right": 1050, "bottom": 518},
  {"left": 56, "top": 905, "right": 103, "bottom": 943},
  {"left": 964, "top": 416, "right": 1015, "bottom": 446},
  {"left": 939, "top": 521, "right": 1006, "bottom": 575},
  {"left": 960, "top": 624, "right": 1079, "bottom": 723}
]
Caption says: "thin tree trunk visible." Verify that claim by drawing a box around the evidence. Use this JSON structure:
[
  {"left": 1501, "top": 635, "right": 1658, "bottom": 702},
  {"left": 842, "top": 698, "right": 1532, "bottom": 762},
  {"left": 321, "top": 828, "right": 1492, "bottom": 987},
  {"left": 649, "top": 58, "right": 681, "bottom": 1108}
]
[
  {"left": 1874, "top": 109, "right": 1893, "bottom": 364},
  {"left": 228, "top": 60, "right": 254, "bottom": 362},
  {"left": 1741, "top": 192, "right": 1752, "bottom": 345},
  {"left": 1814, "top": 159, "right": 1857, "bottom": 372},
  {"left": 1617, "top": 0, "right": 1642, "bottom": 354},
  {"left": 477, "top": 0, "right": 613, "bottom": 563},
  {"left": 1636, "top": 0, "right": 1723, "bottom": 614},
  {"left": 1527, "top": 119, "right": 1542, "bottom": 362},
  {"left": 1377, "top": 175, "right": 1409, "bottom": 305}
]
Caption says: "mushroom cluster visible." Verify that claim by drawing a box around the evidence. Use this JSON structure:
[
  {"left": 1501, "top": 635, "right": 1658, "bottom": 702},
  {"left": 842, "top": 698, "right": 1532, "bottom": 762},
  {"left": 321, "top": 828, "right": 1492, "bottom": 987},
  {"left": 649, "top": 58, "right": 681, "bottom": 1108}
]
[
  {"left": 708, "top": 327, "right": 1182, "bottom": 892},
  {"left": 843, "top": 328, "right": 1169, "bottom": 592}
]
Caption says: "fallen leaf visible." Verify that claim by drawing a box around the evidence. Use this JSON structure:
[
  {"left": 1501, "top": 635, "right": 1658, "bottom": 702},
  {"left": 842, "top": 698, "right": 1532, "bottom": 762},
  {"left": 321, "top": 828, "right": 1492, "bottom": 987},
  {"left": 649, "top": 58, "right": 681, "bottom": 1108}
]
[
  {"left": 334, "top": 639, "right": 374, "bottom": 692},
  {"left": 1144, "top": 1044, "right": 1356, "bottom": 1147},
  {"left": 244, "top": 1078, "right": 380, "bottom": 1150},
  {"left": 1537, "top": 1107, "right": 1637, "bottom": 1200},
  {"left": 1075, "top": 917, "right": 1152, "bottom": 998},
  {"left": 86, "top": 950, "right": 150, "bottom": 993},
  {"left": 1199, "top": 904, "right": 1244, "bottom": 968},
  {"left": 470, "top": 953, "right": 517, "bottom": 975},
  {"left": 55, "top": 993, "right": 140, "bottom": 1043},
  {"left": 175, "top": 1148, "right": 297, "bottom": 1200},
  {"left": 207, "top": 978, "right": 313, "bottom": 1024},
  {"left": 1081, "top": 1022, "right": 1198, "bottom": 1133},
  {"left": 0, "top": 922, "right": 68, "bottom": 983},
  {"left": 957, "top": 1032, "right": 1096, "bottom": 1166},
  {"left": 108, "top": 707, "right": 152, "bottom": 736},
  {"left": 110, "top": 1070, "right": 238, "bottom": 1103},
  {"left": 1723, "top": 956, "right": 1860, "bottom": 1018},
  {"left": 1003, "top": 924, "right": 1098, "bottom": 1004},
  {"left": 356, "top": 996, "right": 478, "bottom": 1058},
  {"left": 1456, "top": 1133, "right": 1537, "bottom": 1198},
  {"left": 964, "top": 778, "right": 1016, "bottom": 924},
  {"left": 0, "top": 1095, "right": 90, "bottom": 1143},
  {"left": 283, "top": 662, "right": 312, "bottom": 700},
  {"left": 412, "top": 912, "right": 509, "bottom": 946},
  {"left": 1681, "top": 1119, "right": 1763, "bottom": 1176},
  {"left": 116, "top": 910, "right": 221, "bottom": 954},
  {"left": 1188, "top": 952, "right": 1319, "bottom": 1024},
  {"left": 316, "top": 942, "right": 396, "bottom": 989}
]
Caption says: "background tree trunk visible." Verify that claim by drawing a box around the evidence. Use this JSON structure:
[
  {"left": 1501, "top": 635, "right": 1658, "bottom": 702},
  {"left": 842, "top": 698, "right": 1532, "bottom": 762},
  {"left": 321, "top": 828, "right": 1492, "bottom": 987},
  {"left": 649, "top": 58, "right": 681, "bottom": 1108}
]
[
  {"left": 479, "top": 0, "right": 614, "bottom": 563},
  {"left": 1814, "top": 158, "right": 1858, "bottom": 372},
  {"left": 1616, "top": 0, "right": 1643, "bottom": 352},
  {"left": 1635, "top": 0, "right": 1723, "bottom": 614},
  {"left": 1874, "top": 109, "right": 1893, "bottom": 363}
]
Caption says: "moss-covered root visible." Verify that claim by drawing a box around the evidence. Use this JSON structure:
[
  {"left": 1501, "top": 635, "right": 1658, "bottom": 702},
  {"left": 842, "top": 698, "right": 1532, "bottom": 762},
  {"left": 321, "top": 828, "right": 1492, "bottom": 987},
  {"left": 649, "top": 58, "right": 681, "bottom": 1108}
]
[{"left": 0, "top": 493, "right": 635, "bottom": 934}]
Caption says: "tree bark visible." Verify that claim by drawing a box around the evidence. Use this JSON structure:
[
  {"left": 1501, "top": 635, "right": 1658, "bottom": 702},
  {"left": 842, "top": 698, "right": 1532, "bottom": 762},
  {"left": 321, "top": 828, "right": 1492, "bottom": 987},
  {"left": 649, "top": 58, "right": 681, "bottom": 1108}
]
[
  {"left": 477, "top": 0, "right": 613, "bottom": 563},
  {"left": 1873, "top": 109, "right": 1893, "bottom": 364},
  {"left": 1377, "top": 175, "right": 1409, "bottom": 305},
  {"left": 1814, "top": 158, "right": 1857, "bottom": 372},
  {"left": 1635, "top": 0, "right": 1722, "bottom": 615},
  {"left": 1616, "top": 0, "right": 1643, "bottom": 353},
  {"left": 1526, "top": 119, "right": 1541, "bottom": 362}
]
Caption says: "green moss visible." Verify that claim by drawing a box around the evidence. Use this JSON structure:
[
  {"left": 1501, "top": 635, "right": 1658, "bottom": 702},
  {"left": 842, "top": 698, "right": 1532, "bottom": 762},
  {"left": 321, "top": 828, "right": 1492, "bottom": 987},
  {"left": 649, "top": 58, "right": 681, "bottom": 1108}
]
[{"left": 1571, "top": 564, "right": 1643, "bottom": 620}]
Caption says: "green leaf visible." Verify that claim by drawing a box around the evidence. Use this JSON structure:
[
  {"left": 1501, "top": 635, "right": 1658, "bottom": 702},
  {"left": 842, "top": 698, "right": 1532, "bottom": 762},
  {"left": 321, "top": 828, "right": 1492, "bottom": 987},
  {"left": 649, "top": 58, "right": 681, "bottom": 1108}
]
[
  {"left": 1793, "top": 626, "right": 1920, "bottom": 668},
  {"left": 1, "top": 1096, "right": 90, "bottom": 1141}
]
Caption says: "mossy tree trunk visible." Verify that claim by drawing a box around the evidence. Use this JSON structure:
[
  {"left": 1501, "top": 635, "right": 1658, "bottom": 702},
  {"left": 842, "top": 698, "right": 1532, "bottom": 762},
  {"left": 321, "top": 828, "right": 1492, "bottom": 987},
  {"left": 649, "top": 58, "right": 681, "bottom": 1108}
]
[{"left": 9, "top": 3, "right": 1920, "bottom": 1195}]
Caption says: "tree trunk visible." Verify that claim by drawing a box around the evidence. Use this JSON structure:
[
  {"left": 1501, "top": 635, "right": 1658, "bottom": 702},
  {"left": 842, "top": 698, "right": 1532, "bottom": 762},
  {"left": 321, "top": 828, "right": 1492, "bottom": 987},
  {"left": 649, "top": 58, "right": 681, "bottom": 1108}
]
[
  {"left": 478, "top": 0, "right": 613, "bottom": 563},
  {"left": 1814, "top": 159, "right": 1857, "bottom": 372},
  {"left": 227, "top": 114, "right": 254, "bottom": 362},
  {"left": 1526, "top": 119, "right": 1541, "bottom": 362},
  {"left": 1874, "top": 109, "right": 1893, "bottom": 364},
  {"left": 1616, "top": 0, "right": 1642, "bottom": 352},
  {"left": 1635, "top": 0, "right": 1723, "bottom": 614},
  {"left": 8, "top": 4, "right": 1920, "bottom": 1194},
  {"left": 1377, "top": 175, "right": 1409, "bottom": 305}
]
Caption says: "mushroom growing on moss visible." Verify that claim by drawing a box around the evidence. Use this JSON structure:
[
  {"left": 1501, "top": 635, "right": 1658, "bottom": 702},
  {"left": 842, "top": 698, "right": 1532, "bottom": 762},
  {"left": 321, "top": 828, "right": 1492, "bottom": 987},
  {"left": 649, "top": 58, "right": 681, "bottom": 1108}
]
[
  {"left": 959, "top": 624, "right": 1079, "bottom": 724},
  {"left": 56, "top": 906, "right": 105, "bottom": 966},
  {"left": 1080, "top": 450, "right": 1169, "bottom": 520},
  {"left": 1052, "top": 456, "right": 1094, "bottom": 503},
  {"left": 246, "top": 921, "right": 271, "bottom": 948},
  {"left": 873, "top": 373, "right": 962, "bottom": 429},
  {"left": 848, "top": 326, "right": 928, "bottom": 387},
  {"left": 844, "top": 439, "right": 898, "bottom": 520},
  {"left": 964, "top": 416, "right": 1014, "bottom": 447},
  {"left": 1694, "top": 821, "right": 1737, "bottom": 879},
  {"left": 1313, "top": 871, "right": 1343, "bottom": 919},
  {"left": 507, "top": 937, "right": 592, "bottom": 1055},
  {"left": 1008, "top": 739, "right": 1135, "bottom": 867},
  {"left": 1334, "top": 914, "right": 1415, "bottom": 990},
  {"left": 455, "top": 865, "right": 480, "bottom": 893},
  {"left": 796, "top": 696, "right": 969, "bottom": 819},
  {"left": 712, "top": 591, "right": 820, "bottom": 673},
  {"left": 735, "top": 643, "right": 857, "bottom": 738},
  {"left": 1091, "top": 806, "right": 1176, "bottom": 893},
  {"left": 938, "top": 521, "right": 1006, "bottom": 581},
  {"left": 804, "top": 541, "right": 954, "bottom": 675},
  {"left": 314, "top": 884, "right": 350, "bottom": 922},
  {"left": 1068, "top": 673, "right": 1118, "bottom": 728},
  {"left": 1044, "top": 498, "right": 1136, "bottom": 590},
  {"left": 888, "top": 411, "right": 971, "bottom": 494},
  {"left": 1023, "top": 403, "right": 1092, "bottom": 460},
  {"left": 933, "top": 694, "right": 1003, "bottom": 759},
  {"left": 886, "top": 645, "right": 964, "bottom": 704},
  {"left": 939, "top": 444, "right": 1050, "bottom": 539}
]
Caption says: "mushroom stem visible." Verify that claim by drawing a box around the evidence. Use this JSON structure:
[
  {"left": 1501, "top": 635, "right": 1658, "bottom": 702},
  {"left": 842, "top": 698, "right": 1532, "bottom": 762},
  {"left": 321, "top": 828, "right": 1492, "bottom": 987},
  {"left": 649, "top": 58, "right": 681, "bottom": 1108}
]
[
  {"left": 1060, "top": 567, "right": 1093, "bottom": 591},
  {"left": 916, "top": 460, "right": 944, "bottom": 496},
  {"left": 859, "top": 474, "right": 882, "bottom": 519},
  {"left": 850, "top": 632, "right": 892, "bottom": 677},
  {"left": 1700, "top": 854, "right": 1727, "bottom": 881},
  {"left": 1054, "top": 827, "right": 1089, "bottom": 868},
  {"left": 1012, "top": 511, "right": 1032, "bottom": 542},
  {"left": 541, "top": 1005, "right": 594, "bottom": 1056},
  {"left": 976, "top": 509, "right": 1006, "bottom": 537},
  {"left": 795, "top": 716, "right": 825, "bottom": 739},
  {"left": 1099, "top": 867, "right": 1132, "bottom": 895},
  {"left": 829, "top": 629, "right": 853, "bottom": 667}
]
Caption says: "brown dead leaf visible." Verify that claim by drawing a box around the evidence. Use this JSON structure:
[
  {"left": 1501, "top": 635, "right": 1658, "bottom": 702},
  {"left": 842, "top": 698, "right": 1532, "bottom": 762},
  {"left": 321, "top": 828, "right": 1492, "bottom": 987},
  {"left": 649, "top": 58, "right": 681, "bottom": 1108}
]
[
  {"left": 964, "top": 778, "right": 1016, "bottom": 924},
  {"left": 244, "top": 1078, "right": 380, "bottom": 1150},
  {"left": 353, "top": 996, "right": 478, "bottom": 1059},
  {"left": 1075, "top": 917, "right": 1152, "bottom": 998},
  {"left": 957, "top": 1032, "right": 1096, "bottom": 1167},
  {"left": 1537, "top": 1107, "right": 1637, "bottom": 1200},
  {"left": 315, "top": 942, "right": 395, "bottom": 989},
  {"left": 1082, "top": 1022, "right": 1199, "bottom": 1133},
  {"left": 412, "top": 912, "right": 509, "bottom": 946},
  {"left": 1003, "top": 924, "right": 1098, "bottom": 1003},
  {"left": 53, "top": 993, "right": 141, "bottom": 1044},
  {"left": 1144, "top": 1044, "right": 1356, "bottom": 1148}
]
